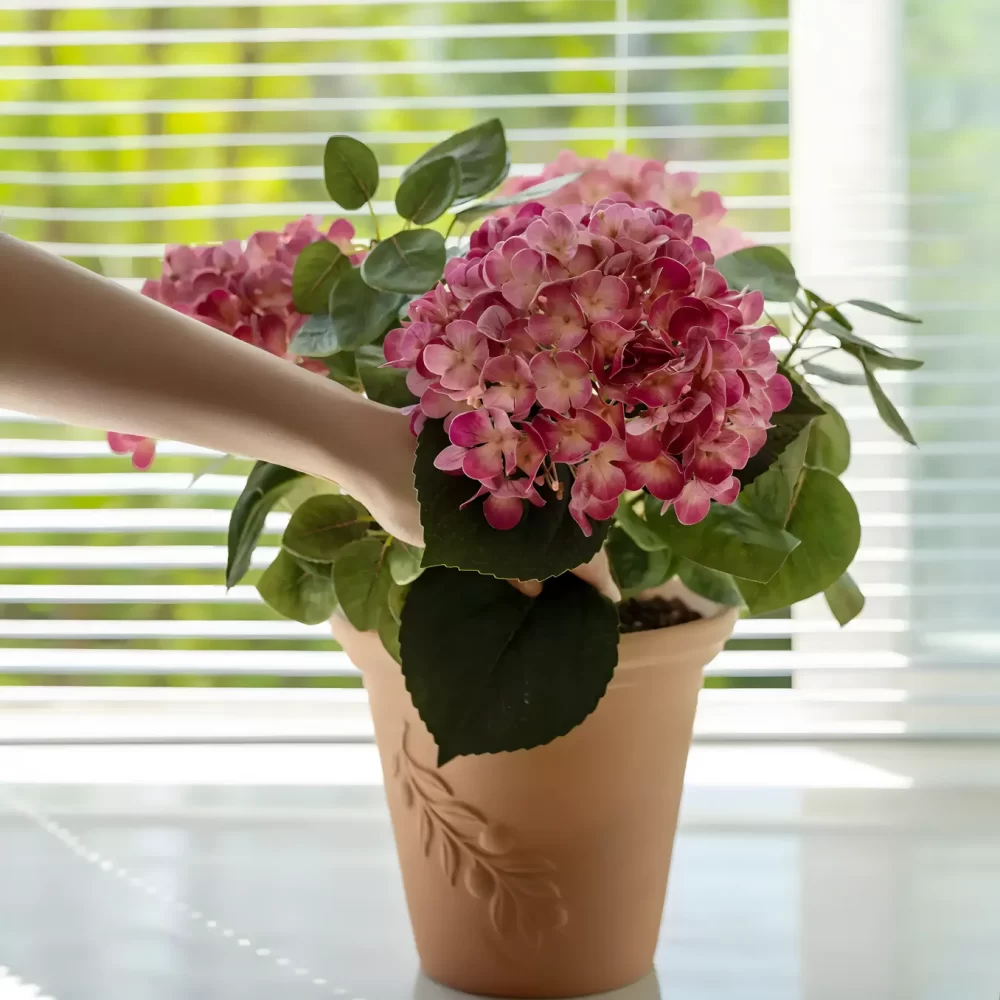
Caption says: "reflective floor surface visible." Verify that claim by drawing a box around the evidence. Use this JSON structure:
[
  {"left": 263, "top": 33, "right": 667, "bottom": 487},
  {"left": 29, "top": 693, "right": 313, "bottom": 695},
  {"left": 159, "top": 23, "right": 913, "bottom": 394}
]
[{"left": 1, "top": 742, "right": 998, "bottom": 1000}]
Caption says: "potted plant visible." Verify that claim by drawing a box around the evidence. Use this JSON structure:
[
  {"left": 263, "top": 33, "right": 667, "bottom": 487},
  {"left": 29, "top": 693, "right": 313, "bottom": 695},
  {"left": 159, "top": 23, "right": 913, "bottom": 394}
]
[{"left": 118, "top": 120, "right": 922, "bottom": 997}]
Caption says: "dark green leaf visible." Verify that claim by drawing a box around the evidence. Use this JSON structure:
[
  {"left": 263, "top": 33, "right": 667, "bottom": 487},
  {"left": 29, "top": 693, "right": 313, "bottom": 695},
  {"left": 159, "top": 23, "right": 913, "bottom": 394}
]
[
  {"left": 387, "top": 539, "right": 424, "bottom": 586},
  {"left": 607, "top": 527, "right": 673, "bottom": 599},
  {"left": 403, "top": 118, "right": 510, "bottom": 202},
  {"left": 358, "top": 360, "right": 418, "bottom": 408},
  {"left": 644, "top": 497, "right": 799, "bottom": 583},
  {"left": 736, "top": 370, "right": 824, "bottom": 488},
  {"left": 846, "top": 299, "right": 922, "bottom": 323},
  {"left": 226, "top": 462, "right": 303, "bottom": 588},
  {"left": 257, "top": 549, "right": 338, "bottom": 625},
  {"left": 289, "top": 313, "right": 338, "bottom": 357},
  {"left": 738, "top": 468, "right": 861, "bottom": 614},
  {"left": 324, "top": 135, "right": 379, "bottom": 210},
  {"left": 328, "top": 268, "right": 407, "bottom": 351},
  {"left": 292, "top": 239, "right": 349, "bottom": 314},
  {"left": 415, "top": 420, "right": 609, "bottom": 581},
  {"left": 806, "top": 399, "right": 851, "bottom": 476},
  {"left": 801, "top": 360, "right": 867, "bottom": 385},
  {"left": 716, "top": 246, "right": 799, "bottom": 302},
  {"left": 332, "top": 537, "right": 390, "bottom": 632},
  {"left": 361, "top": 229, "right": 446, "bottom": 295},
  {"left": 674, "top": 558, "right": 744, "bottom": 607},
  {"left": 321, "top": 350, "right": 361, "bottom": 390},
  {"left": 858, "top": 355, "right": 917, "bottom": 445},
  {"left": 825, "top": 571, "right": 865, "bottom": 626},
  {"left": 281, "top": 494, "right": 369, "bottom": 564},
  {"left": 614, "top": 495, "right": 670, "bottom": 552},
  {"left": 452, "top": 172, "right": 585, "bottom": 226},
  {"left": 395, "top": 155, "right": 460, "bottom": 224},
  {"left": 400, "top": 568, "right": 619, "bottom": 765},
  {"left": 741, "top": 425, "right": 811, "bottom": 527}
]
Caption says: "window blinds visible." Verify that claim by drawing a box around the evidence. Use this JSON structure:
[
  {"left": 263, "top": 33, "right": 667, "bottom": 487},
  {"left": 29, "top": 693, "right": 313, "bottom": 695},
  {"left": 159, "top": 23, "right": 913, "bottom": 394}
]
[{"left": 2, "top": 0, "right": 994, "bottom": 739}]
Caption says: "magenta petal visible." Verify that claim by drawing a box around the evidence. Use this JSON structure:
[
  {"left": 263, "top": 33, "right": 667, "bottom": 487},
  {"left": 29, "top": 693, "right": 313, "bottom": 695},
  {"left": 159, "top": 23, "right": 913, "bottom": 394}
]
[
  {"left": 625, "top": 425, "right": 662, "bottom": 462},
  {"left": 422, "top": 343, "right": 455, "bottom": 377},
  {"left": 483, "top": 494, "right": 524, "bottom": 530},
  {"left": 673, "top": 481, "right": 712, "bottom": 525},
  {"left": 131, "top": 438, "right": 157, "bottom": 471},
  {"left": 463, "top": 445, "right": 504, "bottom": 481},
  {"left": 766, "top": 373, "right": 793, "bottom": 411},
  {"left": 448, "top": 409, "right": 493, "bottom": 448},
  {"left": 433, "top": 444, "right": 468, "bottom": 472}
]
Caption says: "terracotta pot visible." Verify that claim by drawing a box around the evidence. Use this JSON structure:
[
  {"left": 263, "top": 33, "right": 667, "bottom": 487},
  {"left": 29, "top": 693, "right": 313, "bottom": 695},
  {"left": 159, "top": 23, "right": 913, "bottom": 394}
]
[{"left": 332, "top": 584, "right": 737, "bottom": 998}]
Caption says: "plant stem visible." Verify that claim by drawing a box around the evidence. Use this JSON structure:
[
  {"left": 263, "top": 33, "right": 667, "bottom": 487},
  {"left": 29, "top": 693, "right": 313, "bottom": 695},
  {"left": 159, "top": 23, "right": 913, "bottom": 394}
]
[
  {"left": 367, "top": 200, "right": 381, "bottom": 242},
  {"left": 783, "top": 302, "right": 823, "bottom": 366}
]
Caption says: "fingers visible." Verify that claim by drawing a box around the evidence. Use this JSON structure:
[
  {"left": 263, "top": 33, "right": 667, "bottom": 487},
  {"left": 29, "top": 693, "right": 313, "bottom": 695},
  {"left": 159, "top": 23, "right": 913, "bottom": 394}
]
[{"left": 509, "top": 550, "right": 621, "bottom": 604}]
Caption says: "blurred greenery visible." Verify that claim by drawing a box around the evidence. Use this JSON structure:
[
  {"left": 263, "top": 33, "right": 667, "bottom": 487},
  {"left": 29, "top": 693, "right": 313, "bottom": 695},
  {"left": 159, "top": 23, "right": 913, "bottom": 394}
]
[{"left": 0, "top": 0, "right": 791, "bottom": 686}]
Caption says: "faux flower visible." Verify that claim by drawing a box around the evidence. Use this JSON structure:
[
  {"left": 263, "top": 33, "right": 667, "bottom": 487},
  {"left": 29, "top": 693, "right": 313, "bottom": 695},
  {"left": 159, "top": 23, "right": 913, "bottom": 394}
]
[
  {"left": 108, "top": 216, "right": 356, "bottom": 466},
  {"left": 501, "top": 150, "right": 749, "bottom": 257},
  {"left": 385, "top": 197, "right": 790, "bottom": 534}
]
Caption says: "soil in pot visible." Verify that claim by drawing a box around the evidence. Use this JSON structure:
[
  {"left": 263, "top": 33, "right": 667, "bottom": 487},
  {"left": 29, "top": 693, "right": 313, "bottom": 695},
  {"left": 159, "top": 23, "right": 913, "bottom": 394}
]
[{"left": 617, "top": 595, "right": 702, "bottom": 634}]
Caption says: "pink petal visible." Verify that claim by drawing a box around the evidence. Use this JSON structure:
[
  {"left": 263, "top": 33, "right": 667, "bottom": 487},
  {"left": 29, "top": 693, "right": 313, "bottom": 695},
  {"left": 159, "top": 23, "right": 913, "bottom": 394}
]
[
  {"left": 629, "top": 367, "right": 693, "bottom": 408},
  {"left": 422, "top": 343, "right": 456, "bottom": 377},
  {"left": 448, "top": 409, "right": 494, "bottom": 448},
  {"left": 433, "top": 444, "right": 468, "bottom": 472},
  {"left": 673, "top": 480, "right": 713, "bottom": 525},
  {"left": 131, "top": 437, "right": 157, "bottom": 471},
  {"left": 463, "top": 444, "right": 504, "bottom": 481},
  {"left": 766, "top": 373, "right": 793, "bottom": 412},
  {"left": 517, "top": 424, "right": 547, "bottom": 479},
  {"left": 483, "top": 493, "right": 525, "bottom": 530},
  {"left": 625, "top": 425, "right": 662, "bottom": 462}
]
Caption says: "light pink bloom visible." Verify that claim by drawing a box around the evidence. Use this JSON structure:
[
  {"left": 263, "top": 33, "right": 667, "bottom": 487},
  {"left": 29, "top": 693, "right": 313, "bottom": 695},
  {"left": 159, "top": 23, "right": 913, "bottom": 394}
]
[
  {"left": 673, "top": 475, "right": 741, "bottom": 525},
  {"left": 422, "top": 320, "right": 488, "bottom": 393},
  {"left": 529, "top": 351, "right": 593, "bottom": 413},
  {"left": 622, "top": 452, "right": 685, "bottom": 502},
  {"left": 440, "top": 408, "right": 520, "bottom": 482},
  {"left": 384, "top": 322, "right": 437, "bottom": 370},
  {"left": 501, "top": 248, "right": 546, "bottom": 311},
  {"left": 528, "top": 283, "right": 588, "bottom": 350},
  {"left": 482, "top": 355, "right": 536, "bottom": 417},
  {"left": 572, "top": 270, "right": 629, "bottom": 324},
  {"left": 524, "top": 211, "right": 580, "bottom": 263},
  {"left": 107, "top": 432, "right": 156, "bottom": 471},
  {"left": 533, "top": 409, "right": 612, "bottom": 463}
]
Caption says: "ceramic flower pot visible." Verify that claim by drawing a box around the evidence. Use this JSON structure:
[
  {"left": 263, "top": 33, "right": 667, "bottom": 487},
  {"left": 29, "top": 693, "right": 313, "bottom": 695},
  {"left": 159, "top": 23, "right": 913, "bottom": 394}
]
[{"left": 331, "top": 585, "right": 738, "bottom": 999}]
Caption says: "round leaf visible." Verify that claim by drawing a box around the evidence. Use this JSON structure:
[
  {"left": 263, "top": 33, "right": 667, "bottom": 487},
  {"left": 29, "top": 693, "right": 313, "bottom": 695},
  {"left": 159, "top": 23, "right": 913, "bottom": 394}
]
[
  {"left": 737, "top": 468, "right": 861, "bottom": 614},
  {"left": 825, "top": 572, "right": 865, "bottom": 626},
  {"left": 614, "top": 496, "right": 669, "bottom": 552},
  {"left": 257, "top": 549, "right": 338, "bottom": 625},
  {"left": 716, "top": 246, "right": 800, "bottom": 302},
  {"left": 329, "top": 268, "right": 407, "bottom": 350},
  {"left": 358, "top": 361, "right": 418, "bottom": 408},
  {"left": 281, "top": 494, "right": 369, "bottom": 563},
  {"left": 607, "top": 526, "right": 673, "bottom": 599},
  {"left": 402, "top": 118, "right": 509, "bottom": 201},
  {"left": 292, "top": 239, "right": 348, "bottom": 314},
  {"left": 361, "top": 229, "right": 446, "bottom": 295},
  {"left": 415, "top": 419, "right": 609, "bottom": 581},
  {"left": 644, "top": 496, "right": 799, "bottom": 584},
  {"left": 674, "top": 558, "right": 743, "bottom": 607},
  {"left": 332, "top": 537, "right": 390, "bottom": 632},
  {"left": 387, "top": 539, "right": 424, "bottom": 585},
  {"left": 324, "top": 135, "right": 379, "bottom": 210},
  {"left": 807, "top": 403, "right": 851, "bottom": 476},
  {"left": 395, "top": 155, "right": 460, "bottom": 224},
  {"left": 289, "top": 313, "right": 337, "bottom": 358},
  {"left": 226, "top": 462, "right": 303, "bottom": 588},
  {"left": 400, "top": 568, "right": 619, "bottom": 765}
]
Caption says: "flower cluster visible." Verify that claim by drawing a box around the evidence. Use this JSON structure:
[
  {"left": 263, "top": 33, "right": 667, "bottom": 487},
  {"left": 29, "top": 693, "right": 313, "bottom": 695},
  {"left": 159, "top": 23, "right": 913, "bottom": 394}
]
[
  {"left": 109, "top": 216, "right": 358, "bottom": 468},
  {"left": 385, "top": 199, "right": 791, "bottom": 534},
  {"left": 502, "top": 150, "right": 749, "bottom": 258}
]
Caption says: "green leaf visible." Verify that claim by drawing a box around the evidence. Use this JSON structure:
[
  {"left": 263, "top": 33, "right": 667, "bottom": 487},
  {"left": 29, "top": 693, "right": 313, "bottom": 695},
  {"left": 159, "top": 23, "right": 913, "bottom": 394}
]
[
  {"left": 860, "top": 351, "right": 924, "bottom": 372},
  {"left": 738, "top": 468, "right": 861, "bottom": 614},
  {"left": 378, "top": 604, "right": 402, "bottom": 663},
  {"left": 825, "top": 571, "right": 865, "bottom": 626},
  {"left": 361, "top": 229, "right": 446, "bottom": 295},
  {"left": 281, "top": 494, "right": 369, "bottom": 564},
  {"left": 846, "top": 299, "right": 922, "bottom": 324},
  {"left": 806, "top": 400, "right": 851, "bottom": 476},
  {"left": 403, "top": 118, "right": 510, "bottom": 202},
  {"left": 741, "top": 424, "right": 811, "bottom": 527},
  {"left": 289, "top": 313, "right": 337, "bottom": 357},
  {"left": 858, "top": 354, "right": 917, "bottom": 445},
  {"left": 395, "top": 155, "right": 461, "bottom": 224},
  {"left": 324, "top": 135, "right": 379, "bottom": 210},
  {"left": 292, "top": 239, "right": 349, "bottom": 314},
  {"left": 332, "top": 537, "right": 390, "bottom": 632},
  {"left": 256, "top": 549, "right": 338, "bottom": 625},
  {"left": 226, "top": 462, "right": 303, "bottom": 588},
  {"left": 674, "top": 558, "right": 744, "bottom": 607},
  {"left": 813, "top": 315, "right": 880, "bottom": 350},
  {"left": 415, "top": 420, "right": 609, "bottom": 581},
  {"left": 452, "top": 172, "right": 584, "bottom": 226},
  {"left": 400, "top": 568, "right": 619, "bottom": 765},
  {"left": 801, "top": 360, "right": 867, "bottom": 386},
  {"left": 607, "top": 527, "right": 673, "bottom": 599},
  {"left": 814, "top": 320, "right": 922, "bottom": 371},
  {"left": 358, "top": 360, "right": 418, "bottom": 408},
  {"left": 614, "top": 495, "right": 670, "bottom": 552},
  {"left": 644, "top": 497, "right": 799, "bottom": 584},
  {"left": 803, "top": 289, "right": 854, "bottom": 331},
  {"left": 327, "top": 267, "right": 407, "bottom": 351},
  {"left": 387, "top": 580, "right": 408, "bottom": 622},
  {"left": 716, "top": 246, "right": 799, "bottom": 302},
  {"left": 387, "top": 539, "right": 424, "bottom": 585},
  {"left": 736, "top": 370, "right": 824, "bottom": 488},
  {"left": 321, "top": 350, "right": 361, "bottom": 390}
]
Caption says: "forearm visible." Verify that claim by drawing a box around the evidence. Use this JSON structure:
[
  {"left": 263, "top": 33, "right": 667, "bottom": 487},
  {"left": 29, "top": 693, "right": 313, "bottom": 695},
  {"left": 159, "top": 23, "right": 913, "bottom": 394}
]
[{"left": 0, "top": 234, "right": 422, "bottom": 540}]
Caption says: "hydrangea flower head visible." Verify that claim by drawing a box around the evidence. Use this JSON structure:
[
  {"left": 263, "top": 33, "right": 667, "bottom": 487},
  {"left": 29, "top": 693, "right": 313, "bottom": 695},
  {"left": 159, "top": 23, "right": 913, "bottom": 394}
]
[{"left": 386, "top": 198, "right": 789, "bottom": 534}]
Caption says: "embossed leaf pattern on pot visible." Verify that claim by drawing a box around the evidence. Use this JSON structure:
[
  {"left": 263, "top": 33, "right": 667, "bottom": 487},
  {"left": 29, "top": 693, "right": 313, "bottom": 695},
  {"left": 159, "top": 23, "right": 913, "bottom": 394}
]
[{"left": 393, "top": 722, "right": 568, "bottom": 944}]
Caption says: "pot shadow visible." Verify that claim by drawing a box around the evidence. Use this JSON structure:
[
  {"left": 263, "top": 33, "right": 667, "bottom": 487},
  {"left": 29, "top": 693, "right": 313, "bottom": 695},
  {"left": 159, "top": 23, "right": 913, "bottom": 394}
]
[{"left": 411, "top": 969, "right": 662, "bottom": 1000}]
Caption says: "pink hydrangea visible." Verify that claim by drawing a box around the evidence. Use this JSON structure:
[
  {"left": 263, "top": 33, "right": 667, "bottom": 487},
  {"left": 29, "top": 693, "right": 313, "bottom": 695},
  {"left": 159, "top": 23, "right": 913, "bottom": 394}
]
[
  {"left": 502, "top": 151, "right": 749, "bottom": 257},
  {"left": 385, "top": 198, "right": 790, "bottom": 534},
  {"left": 108, "top": 217, "right": 358, "bottom": 467}
]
